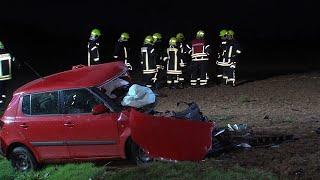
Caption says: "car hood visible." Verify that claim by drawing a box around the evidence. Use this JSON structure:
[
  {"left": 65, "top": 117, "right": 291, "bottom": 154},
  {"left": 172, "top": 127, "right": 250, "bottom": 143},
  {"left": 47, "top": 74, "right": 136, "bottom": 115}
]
[{"left": 129, "top": 109, "right": 214, "bottom": 161}]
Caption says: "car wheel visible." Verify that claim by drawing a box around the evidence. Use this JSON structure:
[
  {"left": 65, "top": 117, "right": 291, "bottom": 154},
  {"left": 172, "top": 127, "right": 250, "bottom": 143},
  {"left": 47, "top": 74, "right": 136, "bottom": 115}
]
[
  {"left": 9, "top": 146, "right": 38, "bottom": 172},
  {"left": 130, "top": 141, "right": 152, "bottom": 165}
]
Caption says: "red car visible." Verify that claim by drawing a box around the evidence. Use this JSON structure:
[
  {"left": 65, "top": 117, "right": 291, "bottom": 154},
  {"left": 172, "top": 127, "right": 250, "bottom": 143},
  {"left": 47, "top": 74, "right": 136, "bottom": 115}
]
[{"left": 0, "top": 62, "right": 213, "bottom": 171}]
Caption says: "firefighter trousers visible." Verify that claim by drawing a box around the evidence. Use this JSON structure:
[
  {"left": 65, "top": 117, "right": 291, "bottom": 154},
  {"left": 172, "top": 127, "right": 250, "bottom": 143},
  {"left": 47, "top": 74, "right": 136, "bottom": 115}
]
[
  {"left": 190, "top": 61, "right": 208, "bottom": 86},
  {"left": 143, "top": 73, "right": 157, "bottom": 88}
]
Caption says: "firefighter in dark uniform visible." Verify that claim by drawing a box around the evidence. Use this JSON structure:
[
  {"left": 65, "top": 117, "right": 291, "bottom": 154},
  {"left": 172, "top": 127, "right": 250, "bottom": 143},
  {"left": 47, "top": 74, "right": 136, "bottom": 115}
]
[
  {"left": 87, "top": 28, "right": 101, "bottom": 66},
  {"left": 0, "top": 41, "right": 14, "bottom": 106},
  {"left": 188, "top": 30, "right": 211, "bottom": 87},
  {"left": 216, "top": 29, "right": 229, "bottom": 84},
  {"left": 141, "top": 35, "right": 158, "bottom": 88},
  {"left": 176, "top": 33, "right": 189, "bottom": 86},
  {"left": 226, "top": 30, "right": 241, "bottom": 86},
  {"left": 163, "top": 37, "right": 184, "bottom": 89},
  {"left": 152, "top": 33, "right": 163, "bottom": 67},
  {"left": 113, "top": 32, "right": 132, "bottom": 70},
  {"left": 152, "top": 33, "right": 165, "bottom": 87}
]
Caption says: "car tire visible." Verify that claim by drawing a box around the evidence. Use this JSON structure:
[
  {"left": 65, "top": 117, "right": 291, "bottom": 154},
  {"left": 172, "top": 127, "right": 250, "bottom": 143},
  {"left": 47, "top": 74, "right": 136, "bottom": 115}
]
[
  {"left": 9, "top": 146, "right": 38, "bottom": 172},
  {"left": 130, "top": 140, "right": 152, "bottom": 165}
]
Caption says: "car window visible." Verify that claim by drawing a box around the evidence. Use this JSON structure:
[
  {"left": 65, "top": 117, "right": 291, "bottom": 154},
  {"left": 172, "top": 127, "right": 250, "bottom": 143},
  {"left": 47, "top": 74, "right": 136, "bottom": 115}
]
[
  {"left": 22, "top": 95, "right": 31, "bottom": 115},
  {"left": 30, "top": 92, "right": 59, "bottom": 115},
  {"left": 63, "top": 89, "right": 104, "bottom": 114}
]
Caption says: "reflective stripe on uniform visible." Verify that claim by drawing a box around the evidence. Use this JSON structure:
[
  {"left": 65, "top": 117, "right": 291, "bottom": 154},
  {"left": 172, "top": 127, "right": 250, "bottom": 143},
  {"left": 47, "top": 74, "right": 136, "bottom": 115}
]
[
  {"left": 167, "top": 70, "right": 182, "bottom": 75},
  {"left": 192, "top": 57, "right": 209, "bottom": 61},
  {"left": 228, "top": 46, "right": 233, "bottom": 58},
  {"left": 191, "top": 53, "right": 207, "bottom": 58},
  {"left": 91, "top": 46, "right": 97, "bottom": 51},
  {"left": 94, "top": 58, "right": 99, "bottom": 61},
  {"left": 143, "top": 70, "right": 157, "bottom": 74},
  {"left": 124, "top": 47, "right": 128, "bottom": 59}
]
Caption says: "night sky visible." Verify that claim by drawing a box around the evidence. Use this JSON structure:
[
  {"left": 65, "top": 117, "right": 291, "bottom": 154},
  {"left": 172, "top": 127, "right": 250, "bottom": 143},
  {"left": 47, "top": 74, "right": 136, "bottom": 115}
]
[{"left": 0, "top": 0, "right": 319, "bottom": 76}]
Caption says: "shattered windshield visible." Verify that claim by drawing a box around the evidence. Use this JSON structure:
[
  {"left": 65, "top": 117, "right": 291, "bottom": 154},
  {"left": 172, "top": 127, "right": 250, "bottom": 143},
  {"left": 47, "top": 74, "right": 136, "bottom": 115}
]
[{"left": 90, "top": 74, "right": 131, "bottom": 112}]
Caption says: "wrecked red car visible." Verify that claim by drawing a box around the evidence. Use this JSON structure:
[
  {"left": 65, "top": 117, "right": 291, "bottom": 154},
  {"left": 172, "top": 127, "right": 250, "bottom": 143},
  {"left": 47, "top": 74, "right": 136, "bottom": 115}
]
[{"left": 0, "top": 62, "right": 214, "bottom": 171}]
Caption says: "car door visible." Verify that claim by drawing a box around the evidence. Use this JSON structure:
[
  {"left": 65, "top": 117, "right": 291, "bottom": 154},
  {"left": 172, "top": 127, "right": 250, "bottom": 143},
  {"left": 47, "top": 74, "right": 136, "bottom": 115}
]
[
  {"left": 16, "top": 91, "right": 70, "bottom": 161},
  {"left": 61, "top": 88, "right": 120, "bottom": 159}
]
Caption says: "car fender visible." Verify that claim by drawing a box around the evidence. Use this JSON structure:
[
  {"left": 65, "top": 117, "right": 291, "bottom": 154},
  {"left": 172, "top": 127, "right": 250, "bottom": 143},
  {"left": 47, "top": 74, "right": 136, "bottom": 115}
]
[{"left": 118, "top": 127, "right": 131, "bottom": 159}]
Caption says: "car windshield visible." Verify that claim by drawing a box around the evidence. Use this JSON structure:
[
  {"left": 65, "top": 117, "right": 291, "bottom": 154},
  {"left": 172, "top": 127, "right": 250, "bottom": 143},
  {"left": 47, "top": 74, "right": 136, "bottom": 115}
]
[{"left": 90, "top": 74, "right": 131, "bottom": 112}]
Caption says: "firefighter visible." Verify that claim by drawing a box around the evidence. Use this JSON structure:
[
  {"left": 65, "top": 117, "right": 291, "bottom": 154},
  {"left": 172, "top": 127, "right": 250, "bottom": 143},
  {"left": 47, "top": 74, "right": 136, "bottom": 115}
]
[
  {"left": 176, "top": 33, "right": 189, "bottom": 86},
  {"left": 188, "top": 30, "right": 211, "bottom": 87},
  {"left": 163, "top": 37, "right": 184, "bottom": 89},
  {"left": 152, "top": 32, "right": 165, "bottom": 87},
  {"left": 226, "top": 30, "right": 241, "bottom": 86},
  {"left": 113, "top": 32, "right": 132, "bottom": 70},
  {"left": 152, "top": 33, "right": 163, "bottom": 65},
  {"left": 0, "top": 41, "right": 15, "bottom": 106},
  {"left": 87, "top": 28, "right": 101, "bottom": 66},
  {"left": 216, "top": 29, "right": 229, "bottom": 84},
  {"left": 141, "top": 35, "right": 158, "bottom": 88}
]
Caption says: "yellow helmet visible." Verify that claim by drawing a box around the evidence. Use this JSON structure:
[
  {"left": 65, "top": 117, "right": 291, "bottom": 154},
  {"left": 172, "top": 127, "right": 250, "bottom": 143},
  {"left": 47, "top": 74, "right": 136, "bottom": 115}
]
[
  {"left": 152, "top": 33, "right": 162, "bottom": 43},
  {"left": 144, "top": 35, "right": 154, "bottom": 45},
  {"left": 196, "top": 30, "right": 205, "bottom": 39},
  {"left": 169, "top": 37, "right": 177, "bottom": 46}
]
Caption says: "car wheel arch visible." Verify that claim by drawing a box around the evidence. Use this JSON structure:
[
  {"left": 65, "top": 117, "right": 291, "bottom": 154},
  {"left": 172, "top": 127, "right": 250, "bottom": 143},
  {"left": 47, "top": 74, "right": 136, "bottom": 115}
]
[{"left": 7, "top": 142, "right": 39, "bottom": 162}]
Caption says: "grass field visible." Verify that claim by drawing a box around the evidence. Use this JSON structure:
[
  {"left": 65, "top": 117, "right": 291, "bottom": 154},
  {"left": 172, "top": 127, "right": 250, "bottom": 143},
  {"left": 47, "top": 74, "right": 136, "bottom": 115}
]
[{"left": 0, "top": 156, "right": 277, "bottom": 180}]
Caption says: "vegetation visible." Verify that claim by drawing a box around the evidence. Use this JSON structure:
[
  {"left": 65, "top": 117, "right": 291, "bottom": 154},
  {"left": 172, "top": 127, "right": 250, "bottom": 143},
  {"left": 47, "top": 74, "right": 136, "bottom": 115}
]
[{"left": 0, "top": 157, "right": 277, "bottom": 180}]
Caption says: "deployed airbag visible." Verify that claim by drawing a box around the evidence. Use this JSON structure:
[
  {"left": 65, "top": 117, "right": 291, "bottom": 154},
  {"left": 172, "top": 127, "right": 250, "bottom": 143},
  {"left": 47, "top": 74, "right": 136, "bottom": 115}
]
[{"left": 121, "top": 84, "right": 156, "bottom": 108}]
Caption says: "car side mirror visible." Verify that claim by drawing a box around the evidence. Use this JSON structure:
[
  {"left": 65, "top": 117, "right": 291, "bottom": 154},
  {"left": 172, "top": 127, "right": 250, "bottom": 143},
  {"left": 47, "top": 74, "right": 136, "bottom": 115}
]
[{"left": 92, "top": 104, "right": 109, "bottom": 115}]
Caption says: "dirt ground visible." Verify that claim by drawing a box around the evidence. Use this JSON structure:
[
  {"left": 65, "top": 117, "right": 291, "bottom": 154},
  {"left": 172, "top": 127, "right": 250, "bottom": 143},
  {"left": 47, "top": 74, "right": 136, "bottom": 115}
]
[{"left": 154, "top": 72, "right": 320, "bottom": 179}]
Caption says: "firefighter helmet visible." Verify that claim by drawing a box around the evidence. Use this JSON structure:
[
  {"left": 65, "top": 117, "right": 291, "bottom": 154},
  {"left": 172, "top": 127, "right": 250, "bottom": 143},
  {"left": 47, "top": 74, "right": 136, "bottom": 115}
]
[
  {"left": 91, "top": 28, "right": 101, "bottom": 37},
  {"left": 120, "top": 32, "right": 130, "bottom": 41},
  {"left": 152, "top": 33, "right": 162, "bottom": 43},
  {"left": 0, "top": 41, "right": 4, "bottom": 49},
  {"left": 228, "top": 30, "right": 235, "bottom": 37},
  {"left": 176, "top": 33, "right": 185, "bottom": 42},
  {"left": 169, "top": 37, "right": 177, "bottom": 46},
  {"left": 196, "top": 30, "right": 205, "bottom": 39},
  {"left": 219, "top": 29, "right": 228, "bottom": 37},
  {"left": 144, "top": 35, "right": 154, "bottom": 45}
]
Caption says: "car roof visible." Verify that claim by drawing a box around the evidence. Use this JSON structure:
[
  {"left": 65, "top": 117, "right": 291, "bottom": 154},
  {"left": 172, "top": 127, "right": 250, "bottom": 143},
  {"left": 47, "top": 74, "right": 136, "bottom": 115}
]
[{"left": 15, "top": 62, "right": 127, "bottom": 95}]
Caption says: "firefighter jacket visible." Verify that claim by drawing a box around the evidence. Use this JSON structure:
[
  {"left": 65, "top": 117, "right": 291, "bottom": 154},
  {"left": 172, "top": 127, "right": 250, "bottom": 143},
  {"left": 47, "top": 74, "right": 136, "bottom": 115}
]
[
  {"left": 188, "top": 39, "right": 210, "bottom": 61},
  {"left": 163, "top": 46, "right": 183, "bottom": 75},
  {"left": 177, "top": 42, "right": 190, "bottom": 67},
  {"left": 153, "top": 42, "right": 166, "bottom": 67},
  {"left": 113, "top": 40, "right": 131, "bottom": 65},
  {"left": 141, "top": 44, "right": 157, "bottom": 74},
  {"left": 217, "top": 39, "right": 241, "bottom": 67},
  {"left": 87, "top": 37, "right": 100, "bottom": 66}
]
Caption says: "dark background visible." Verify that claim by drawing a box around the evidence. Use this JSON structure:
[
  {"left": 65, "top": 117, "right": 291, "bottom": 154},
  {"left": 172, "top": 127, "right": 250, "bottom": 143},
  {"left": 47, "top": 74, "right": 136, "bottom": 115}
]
[{"left": 0, "top": 0, "right": 319, "bottom": 80}]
